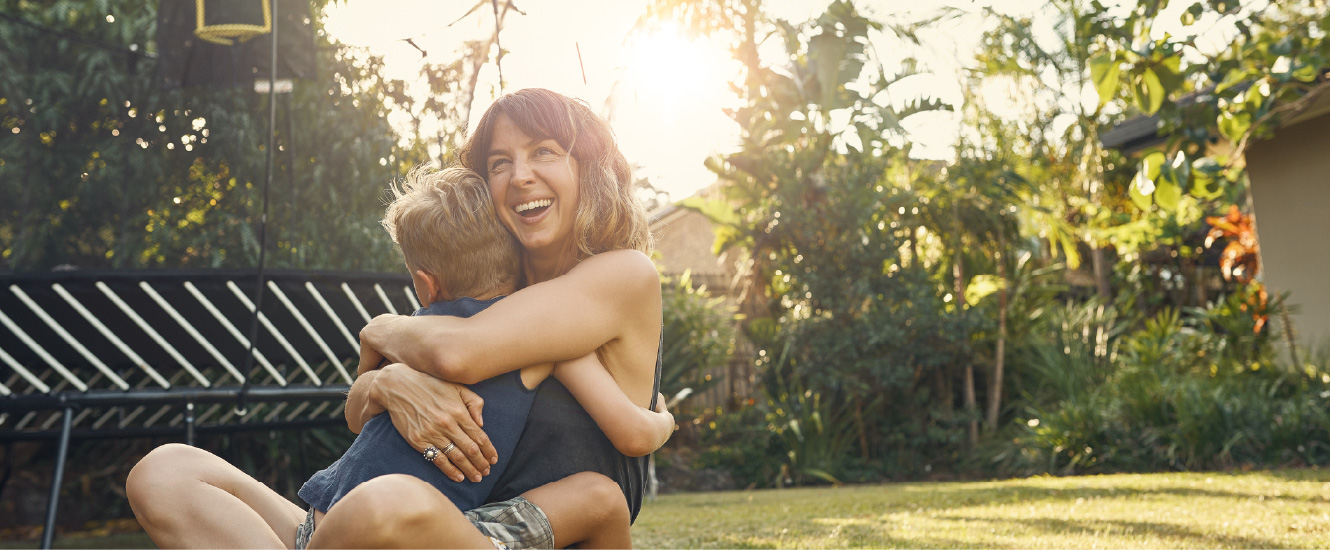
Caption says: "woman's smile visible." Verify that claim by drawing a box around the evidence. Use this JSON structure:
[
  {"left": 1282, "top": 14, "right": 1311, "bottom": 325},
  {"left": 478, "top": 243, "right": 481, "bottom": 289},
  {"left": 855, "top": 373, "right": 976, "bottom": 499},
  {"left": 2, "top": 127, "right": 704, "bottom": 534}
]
[{"left": 514, "top": 199, "right": 553, "bottom": 218}]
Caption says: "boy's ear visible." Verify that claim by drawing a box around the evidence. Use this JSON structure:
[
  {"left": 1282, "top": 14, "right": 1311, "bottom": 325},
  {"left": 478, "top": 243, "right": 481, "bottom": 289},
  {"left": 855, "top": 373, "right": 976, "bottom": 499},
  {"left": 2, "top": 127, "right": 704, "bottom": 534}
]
[{"left": 411, "top": 269, "right": 447, "bottom": 304}]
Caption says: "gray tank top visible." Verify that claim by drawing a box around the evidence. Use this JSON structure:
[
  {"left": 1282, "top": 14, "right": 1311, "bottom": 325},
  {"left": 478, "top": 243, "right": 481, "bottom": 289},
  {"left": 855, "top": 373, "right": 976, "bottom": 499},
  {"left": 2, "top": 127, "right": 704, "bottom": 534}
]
[{"left": 486, "top": 331, "right": 662, "bottom": 523}]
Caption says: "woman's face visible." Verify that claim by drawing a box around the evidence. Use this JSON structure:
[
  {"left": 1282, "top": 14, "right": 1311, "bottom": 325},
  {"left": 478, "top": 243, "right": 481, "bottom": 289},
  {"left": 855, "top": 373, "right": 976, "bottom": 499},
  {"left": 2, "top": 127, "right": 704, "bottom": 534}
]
[{"left": 484, "top": 114, "right": 580, "bottom": 259}]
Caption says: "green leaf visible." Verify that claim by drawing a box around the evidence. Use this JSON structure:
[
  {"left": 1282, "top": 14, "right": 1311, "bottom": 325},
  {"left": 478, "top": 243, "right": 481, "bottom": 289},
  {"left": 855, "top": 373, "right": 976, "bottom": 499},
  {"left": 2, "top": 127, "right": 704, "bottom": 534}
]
[
  {"left": 1142, "top": 68, "right": 1165, "bottom": 115},
  {"left": 964, "top": 274, "right": 1005, "bottom": 304},
  {"left": 1170, "top": 151, "right": 1190, "bottom": 188},
  {"left": 801, "top": 467, "right": 842, "bottom": 484},
  {"left": 1292, "top": 60, "right": 1320, "bottom": 83},
  {"left": 810, "top": 31, "right": 849, "bottom": 107},
  {"left": 1142, "top": 151, "right": 1166, "bottom": 180},
  {"left": 680, "top": 195, "right": 742, "bottom": 227},
  {"left": 1130, "top": 170, "right": 1154, "bottom": 211},
  {"left": 1181, "top": 2, "right": 1203, "bottom": 25},
  {"left": 1154, "top": 55, "right": 1184, "bottom": 93},
  {"left": 1218, "top": 110, "right": 1252, "bottom": 143},
  {"left": 1189, "top": 158, "right": 1224, "bottom": 199},
  {"left": 745, "top": 317, "right": 781, "bottom": 347},
  {"left": 1131, "top": 77, "right": 1150, "bottom": 112},
  {"left": 1090, "top": 52, "right": 1121, "bottom": 107},
  {"left": 1154, "top": 175, "right": 1182, "bottom": 211},
  {"left": 1215, "top": 69, "right": 1249, "bottom": 94},
  {"left": 1190, "top": 171, "right": 1223, "bottom": 199}
]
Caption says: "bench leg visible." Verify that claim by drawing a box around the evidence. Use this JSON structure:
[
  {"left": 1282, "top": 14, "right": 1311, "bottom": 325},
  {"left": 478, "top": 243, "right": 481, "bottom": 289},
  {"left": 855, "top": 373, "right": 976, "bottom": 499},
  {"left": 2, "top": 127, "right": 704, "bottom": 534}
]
[{"left": 41, "top": 406, "right": 73, "bottom": 550}]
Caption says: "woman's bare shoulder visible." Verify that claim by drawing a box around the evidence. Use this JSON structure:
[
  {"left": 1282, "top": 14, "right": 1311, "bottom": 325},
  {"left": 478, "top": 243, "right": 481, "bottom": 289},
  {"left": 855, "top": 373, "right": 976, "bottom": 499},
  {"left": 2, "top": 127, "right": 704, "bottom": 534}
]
[{"left": 572, "top": 250, "right": 659, "bottom": 286}]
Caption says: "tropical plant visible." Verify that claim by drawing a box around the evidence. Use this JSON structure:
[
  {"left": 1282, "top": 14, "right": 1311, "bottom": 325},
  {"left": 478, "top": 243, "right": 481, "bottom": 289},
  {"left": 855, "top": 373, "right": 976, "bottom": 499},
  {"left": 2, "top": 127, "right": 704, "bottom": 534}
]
[
  {"left": 1091, "top": 1, "right": 1329, "bottom": 213},
  {"left": 659, "top": 270, "right": 735, "bottom": 413},
  {"left": 0, "top": 0, "right": 424, "bottom": 272}
]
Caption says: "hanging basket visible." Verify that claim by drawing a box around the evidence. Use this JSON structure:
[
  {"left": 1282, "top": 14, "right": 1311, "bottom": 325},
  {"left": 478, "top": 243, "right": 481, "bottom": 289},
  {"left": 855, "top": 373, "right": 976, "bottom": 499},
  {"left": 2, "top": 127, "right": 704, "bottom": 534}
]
[{"left": 194, "top": 0, "right": 272, "bottom": 45}]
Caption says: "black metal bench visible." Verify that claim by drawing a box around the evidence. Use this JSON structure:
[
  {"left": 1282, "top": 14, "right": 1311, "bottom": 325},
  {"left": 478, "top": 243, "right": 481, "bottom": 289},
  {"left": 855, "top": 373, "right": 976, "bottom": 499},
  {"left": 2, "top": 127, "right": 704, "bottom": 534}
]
[{"left": 0, "top": 269, "right": 416, "bottom": 547}]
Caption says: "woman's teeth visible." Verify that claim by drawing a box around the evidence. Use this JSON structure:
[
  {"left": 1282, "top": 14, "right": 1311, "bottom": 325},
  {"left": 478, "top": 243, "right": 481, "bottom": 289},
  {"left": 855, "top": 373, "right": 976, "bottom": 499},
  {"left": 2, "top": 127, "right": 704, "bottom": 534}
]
[{"left": 515, "top": 199, "right": 552, "bottom": 214}]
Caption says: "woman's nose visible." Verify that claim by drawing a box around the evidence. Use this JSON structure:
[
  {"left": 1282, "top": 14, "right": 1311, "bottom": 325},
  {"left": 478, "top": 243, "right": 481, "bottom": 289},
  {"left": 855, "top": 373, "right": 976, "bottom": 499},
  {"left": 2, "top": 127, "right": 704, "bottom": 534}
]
[{"left": 512, "top": 157, "right": 535, "bottom": 185}]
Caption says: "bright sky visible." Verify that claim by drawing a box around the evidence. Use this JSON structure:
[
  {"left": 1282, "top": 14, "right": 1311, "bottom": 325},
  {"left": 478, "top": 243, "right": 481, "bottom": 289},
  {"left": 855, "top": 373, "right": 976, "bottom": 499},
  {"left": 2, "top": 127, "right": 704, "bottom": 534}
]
[
  {"left": 322, "top": 0, "right": 979, "bottom": 201},
  {"left": 322, "top": 0, "right": 1241, "bottom": 202}
]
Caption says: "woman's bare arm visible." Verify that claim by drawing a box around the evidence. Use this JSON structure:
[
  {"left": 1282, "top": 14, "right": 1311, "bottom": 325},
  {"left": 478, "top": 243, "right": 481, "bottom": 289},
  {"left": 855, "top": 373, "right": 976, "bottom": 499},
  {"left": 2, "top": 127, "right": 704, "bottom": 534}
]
[{"left": 357, "top": 249, "right": 660, "bottom": 384}]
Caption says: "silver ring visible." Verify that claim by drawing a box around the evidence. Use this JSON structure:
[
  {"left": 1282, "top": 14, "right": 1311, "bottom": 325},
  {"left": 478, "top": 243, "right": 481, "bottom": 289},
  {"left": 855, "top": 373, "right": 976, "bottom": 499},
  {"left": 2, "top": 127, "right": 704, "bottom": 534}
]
[
  {"left": 441, "top": 442, "right": 457, "bottom": 455},
  {"left": 422, "top": 445, "right": 441, "bottom": 462}
]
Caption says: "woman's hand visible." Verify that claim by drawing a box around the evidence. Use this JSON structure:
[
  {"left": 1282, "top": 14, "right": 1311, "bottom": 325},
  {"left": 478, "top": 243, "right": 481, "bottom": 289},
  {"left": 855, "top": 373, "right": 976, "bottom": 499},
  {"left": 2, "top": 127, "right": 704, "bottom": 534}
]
[{"left": 371, "top": 364, "right": 499, "bottom": 482}]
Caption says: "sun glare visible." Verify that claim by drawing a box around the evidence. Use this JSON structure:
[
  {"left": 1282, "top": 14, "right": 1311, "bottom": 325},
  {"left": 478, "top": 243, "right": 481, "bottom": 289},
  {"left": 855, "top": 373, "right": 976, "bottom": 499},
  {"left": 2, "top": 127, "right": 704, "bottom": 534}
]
[{"left": 622, "top": 23, "right": 734, "bottom": 120}]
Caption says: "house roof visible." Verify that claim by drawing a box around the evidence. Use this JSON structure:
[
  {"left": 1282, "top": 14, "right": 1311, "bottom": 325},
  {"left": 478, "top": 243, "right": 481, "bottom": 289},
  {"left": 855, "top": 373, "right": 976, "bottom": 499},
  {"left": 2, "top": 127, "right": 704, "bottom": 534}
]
[{"left": 1100, "top": 114, "right": 1166, "bottom": 154}]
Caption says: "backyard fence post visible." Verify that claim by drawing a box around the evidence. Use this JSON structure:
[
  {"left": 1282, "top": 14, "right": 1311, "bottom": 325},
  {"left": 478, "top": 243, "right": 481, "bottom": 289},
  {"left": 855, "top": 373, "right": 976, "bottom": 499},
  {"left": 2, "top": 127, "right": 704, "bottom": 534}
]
[
  {"left": 185, "top": 399, "right": 196, "bottom": 447},
  {"left": 40, "top": 404, "right": 73, "bottom": 550}
]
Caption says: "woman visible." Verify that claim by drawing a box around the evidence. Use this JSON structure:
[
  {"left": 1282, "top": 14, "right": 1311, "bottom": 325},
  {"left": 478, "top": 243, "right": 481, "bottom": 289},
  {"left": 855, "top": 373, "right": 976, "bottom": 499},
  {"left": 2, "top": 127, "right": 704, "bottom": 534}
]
[
  {"left": 128, "top": 88, "right": 663, "bottom": 548},
  {"left": 313, "top": 88, "right": 664, "bottom": 548}
]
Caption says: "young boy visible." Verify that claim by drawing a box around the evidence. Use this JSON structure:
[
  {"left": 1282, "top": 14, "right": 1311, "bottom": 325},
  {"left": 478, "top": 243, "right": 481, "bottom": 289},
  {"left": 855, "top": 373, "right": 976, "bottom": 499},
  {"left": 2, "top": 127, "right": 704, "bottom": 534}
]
[{"left": 297, "top": 166, "right": 672, "bottom": 549}]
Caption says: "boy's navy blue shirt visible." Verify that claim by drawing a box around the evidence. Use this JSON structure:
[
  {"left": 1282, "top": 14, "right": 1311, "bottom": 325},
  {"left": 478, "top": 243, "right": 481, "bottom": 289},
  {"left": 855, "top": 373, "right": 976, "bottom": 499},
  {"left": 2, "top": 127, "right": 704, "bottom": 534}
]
[{"left": 299, "top": 296, "right": 539, "bottom": 513}]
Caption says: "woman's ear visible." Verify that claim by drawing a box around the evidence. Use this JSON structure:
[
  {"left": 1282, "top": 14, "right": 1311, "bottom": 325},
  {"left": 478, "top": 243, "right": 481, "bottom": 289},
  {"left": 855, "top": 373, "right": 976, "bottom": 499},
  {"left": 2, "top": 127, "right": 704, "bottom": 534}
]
[{"left": 411, "top": 269, "right": 446, "bottom": 305}]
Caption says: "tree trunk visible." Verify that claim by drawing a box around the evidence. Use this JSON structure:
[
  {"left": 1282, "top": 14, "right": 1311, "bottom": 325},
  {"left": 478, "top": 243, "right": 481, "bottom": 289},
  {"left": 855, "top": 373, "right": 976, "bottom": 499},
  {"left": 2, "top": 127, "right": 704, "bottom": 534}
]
[
  {"left": 855, "top": 400, "right": 870, "bottom": 462},
  {"left": 934, "top": 369, "right": 953, "bottom": 416},
  {"left": 986, "top": 237, "right": 1008, "bottom": 432},
  {"left": 954, "top": 244, "right": 979, "bottom": 448},
  {"left": 1193, "top": 260, "right": 1207, "bottom": 307},
  {"left": 1091, "top": 245, "right": 1111, "bottom": 299},
  {"left": 912, "top": 227, "right": 921, "bottom": 267}
]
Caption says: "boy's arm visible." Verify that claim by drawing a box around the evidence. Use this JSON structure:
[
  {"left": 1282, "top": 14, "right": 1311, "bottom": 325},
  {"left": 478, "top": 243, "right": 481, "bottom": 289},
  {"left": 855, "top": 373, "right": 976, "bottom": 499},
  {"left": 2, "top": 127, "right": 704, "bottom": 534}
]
[{"left": 555, "top": 353, "right": 673, "bottom": 457}]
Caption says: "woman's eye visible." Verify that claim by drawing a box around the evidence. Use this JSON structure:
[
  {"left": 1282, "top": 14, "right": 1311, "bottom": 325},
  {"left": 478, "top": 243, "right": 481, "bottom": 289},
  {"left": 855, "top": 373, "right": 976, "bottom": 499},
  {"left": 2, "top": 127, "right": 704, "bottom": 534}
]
[
  {"left": 535, "top": 147, "right": 557, "bottom": 157},
  {"left": 488, "top": 159, "right": 510, "bottom": 172}
]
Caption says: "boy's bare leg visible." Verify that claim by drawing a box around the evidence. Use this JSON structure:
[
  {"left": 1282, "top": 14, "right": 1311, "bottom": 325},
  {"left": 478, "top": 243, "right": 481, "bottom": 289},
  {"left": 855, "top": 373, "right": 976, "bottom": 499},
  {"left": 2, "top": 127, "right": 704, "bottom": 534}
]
[
  {"left": 521, "top": 472, "right": 632, "bottom": 549},
  {"left": 126, "top": 443, "right": 306, "bottom": 549},
  {"left": 308, "top": 474, "right": 494, "bottom": 549}
]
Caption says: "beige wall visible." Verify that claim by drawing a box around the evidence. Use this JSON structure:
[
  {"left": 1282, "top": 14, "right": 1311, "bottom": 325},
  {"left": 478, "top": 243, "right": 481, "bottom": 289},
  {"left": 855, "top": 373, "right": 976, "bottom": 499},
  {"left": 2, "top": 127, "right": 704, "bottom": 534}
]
[
  {"left": 1246, "top": 113, "right": 1330, "bottom": 351},
  {"left": 650, "top": 208, "right": 736, "bottom": 288}
]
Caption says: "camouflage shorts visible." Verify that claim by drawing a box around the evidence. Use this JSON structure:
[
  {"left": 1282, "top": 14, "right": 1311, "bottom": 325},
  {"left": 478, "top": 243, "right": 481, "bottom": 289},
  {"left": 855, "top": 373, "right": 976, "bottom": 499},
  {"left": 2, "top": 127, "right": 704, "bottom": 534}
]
[
  {"left": 294, "top": 496, "right": 550, "bottom": 550},
  {"left": 464, "top": 496, "right": 554, "bottom": 550},
  {"left": 294, "top": 507, "right": 316, "bottom": 550}
]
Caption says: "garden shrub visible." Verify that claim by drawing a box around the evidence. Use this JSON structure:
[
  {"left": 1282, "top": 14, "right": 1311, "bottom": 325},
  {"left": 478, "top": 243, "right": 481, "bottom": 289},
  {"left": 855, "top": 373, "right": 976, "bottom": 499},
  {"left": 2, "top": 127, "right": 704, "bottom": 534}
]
[{"left": 1000, "top": 285, "right": 1330, "bottom": 475}]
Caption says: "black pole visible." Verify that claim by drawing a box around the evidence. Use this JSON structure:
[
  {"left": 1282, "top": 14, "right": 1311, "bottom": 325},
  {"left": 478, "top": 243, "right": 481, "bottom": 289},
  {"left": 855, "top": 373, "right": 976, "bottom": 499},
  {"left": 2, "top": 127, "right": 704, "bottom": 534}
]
[
  {"left": 40, "top": 406, "right": 73, "bottom": 550},
  {"left": 238, "top": 0, "right": 279, "bottom": 416},
  {"left": 185, "top": 400, "right": 197, "bottom": 446}
]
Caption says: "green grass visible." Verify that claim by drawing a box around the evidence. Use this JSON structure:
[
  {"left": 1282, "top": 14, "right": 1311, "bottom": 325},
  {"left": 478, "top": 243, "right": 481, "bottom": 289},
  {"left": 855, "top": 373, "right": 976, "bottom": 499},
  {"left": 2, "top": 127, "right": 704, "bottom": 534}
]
[
  {"left": 631, "top": 470, "right": 1330, "bottom": 548},
  {"left": 8, "top": 470, "right": 1328, "bottom": 548}
]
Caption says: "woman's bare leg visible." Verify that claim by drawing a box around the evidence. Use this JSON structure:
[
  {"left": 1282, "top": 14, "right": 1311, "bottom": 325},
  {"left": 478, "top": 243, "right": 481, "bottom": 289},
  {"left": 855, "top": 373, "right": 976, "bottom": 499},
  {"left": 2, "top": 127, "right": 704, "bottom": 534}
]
[
  {"left": 126, "top": 443, "right": 306, "bottom": 549},
  {"left": 522, "top": 472, "right": 632, "bottom": 549},
  {"left": 308, "top": 474, "right": 493, "bottom": 549}
]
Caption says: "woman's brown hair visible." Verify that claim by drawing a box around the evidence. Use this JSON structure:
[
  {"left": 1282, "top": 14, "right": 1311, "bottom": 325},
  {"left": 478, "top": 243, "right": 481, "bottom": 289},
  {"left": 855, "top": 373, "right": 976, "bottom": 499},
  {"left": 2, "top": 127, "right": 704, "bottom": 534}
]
[{"left": 458, "top": 88, "right": 651, "bottom": 258}]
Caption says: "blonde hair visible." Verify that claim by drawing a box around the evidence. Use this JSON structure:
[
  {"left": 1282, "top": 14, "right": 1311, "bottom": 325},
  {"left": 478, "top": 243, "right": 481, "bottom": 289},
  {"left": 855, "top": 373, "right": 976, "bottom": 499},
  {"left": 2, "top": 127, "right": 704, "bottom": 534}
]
[
  {"left": 382, "top": 166, "right": 521, "bottom": 299},
  {"left": 458, "top": 88, "right": 652, "bottom": 259}
]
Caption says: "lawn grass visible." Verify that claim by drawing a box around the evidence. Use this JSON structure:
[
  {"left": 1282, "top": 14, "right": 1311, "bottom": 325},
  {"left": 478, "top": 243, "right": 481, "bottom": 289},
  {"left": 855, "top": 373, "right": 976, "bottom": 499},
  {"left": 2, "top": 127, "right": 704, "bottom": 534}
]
[
  {"left": 631, "top": 469, "right": 1330, "bottom": 548},
  {"left": 6, "top": 469, "right": 1327, "bottom": 548}
]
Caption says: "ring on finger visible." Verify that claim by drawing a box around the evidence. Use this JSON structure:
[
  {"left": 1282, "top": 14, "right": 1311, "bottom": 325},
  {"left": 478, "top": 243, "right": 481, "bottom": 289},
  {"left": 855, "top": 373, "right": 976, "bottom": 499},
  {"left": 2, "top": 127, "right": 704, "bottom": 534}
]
[
  {"left": 441, "top": 442, "right": 457, "bottom": 455},
  {"left": 422, "top": 445, "right": 441, "bottom": 462}
]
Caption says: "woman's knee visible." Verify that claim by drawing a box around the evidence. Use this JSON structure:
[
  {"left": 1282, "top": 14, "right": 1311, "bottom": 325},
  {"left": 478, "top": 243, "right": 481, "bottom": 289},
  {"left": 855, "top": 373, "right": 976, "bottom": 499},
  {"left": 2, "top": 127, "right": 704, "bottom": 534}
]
[
  {"left": 333, "top": 475, "right": 458, "bottom": 532},
  {"left": 127, "top": 444, "right": 201, "bottom": 503}
]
